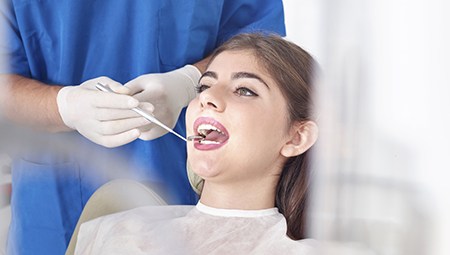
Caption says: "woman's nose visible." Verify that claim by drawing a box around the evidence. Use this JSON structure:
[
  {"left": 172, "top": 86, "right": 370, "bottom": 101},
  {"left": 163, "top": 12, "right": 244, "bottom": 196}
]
[{"left": 198, "top": 87, "right": 225, "bottom": 112}]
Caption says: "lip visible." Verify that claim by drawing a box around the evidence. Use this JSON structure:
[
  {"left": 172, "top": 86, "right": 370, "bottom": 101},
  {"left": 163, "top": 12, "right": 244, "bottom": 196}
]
[{"left": 192, "top": 117, "right": 229, "bottom": 151}]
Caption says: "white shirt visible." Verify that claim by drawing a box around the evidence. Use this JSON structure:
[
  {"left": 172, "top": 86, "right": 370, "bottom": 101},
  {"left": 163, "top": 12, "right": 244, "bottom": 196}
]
[{"left": 75, "top": 203, "right": 317, "bottom": 255}]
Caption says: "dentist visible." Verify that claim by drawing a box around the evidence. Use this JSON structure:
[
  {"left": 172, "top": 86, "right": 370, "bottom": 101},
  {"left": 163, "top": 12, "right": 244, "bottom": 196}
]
[{"left": 0, "top": 0, "right": 286, "bottom": 254}]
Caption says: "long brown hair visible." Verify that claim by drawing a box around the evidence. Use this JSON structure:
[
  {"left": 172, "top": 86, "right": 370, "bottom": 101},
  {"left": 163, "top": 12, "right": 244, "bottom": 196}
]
[{"left": 207, "top": 33, "right": 317, "bottom": 240}]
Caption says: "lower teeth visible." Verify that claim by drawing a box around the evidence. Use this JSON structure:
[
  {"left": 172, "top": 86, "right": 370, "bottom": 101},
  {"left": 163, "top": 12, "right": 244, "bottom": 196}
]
[{"left": 199, "top": 140, "right": 220, "bottom": 145}]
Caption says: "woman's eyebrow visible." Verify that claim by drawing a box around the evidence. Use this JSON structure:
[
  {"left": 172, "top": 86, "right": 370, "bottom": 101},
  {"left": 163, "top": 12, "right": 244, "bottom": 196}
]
[
  {"left": 232, "top": 72, "right": 269, "bottom": 90},
  {"left": 200, "top": 70, "right": 270, "bottom": 90},
  {"left": 200, "top": 71, "right": 217, "bottom": 80}
]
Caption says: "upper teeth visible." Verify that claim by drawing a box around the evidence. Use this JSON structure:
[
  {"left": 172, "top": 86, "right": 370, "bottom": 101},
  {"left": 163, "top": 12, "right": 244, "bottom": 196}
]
[{"left": 197, "top": 124, "right": 223, "bottom": 136}]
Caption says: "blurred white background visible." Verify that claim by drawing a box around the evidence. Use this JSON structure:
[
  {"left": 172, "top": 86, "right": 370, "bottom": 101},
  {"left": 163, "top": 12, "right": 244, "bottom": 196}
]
[
  {"left": 283, "top": 0, "right": 450, "bottom": 255},
  {"left": 284, "top": 0, "right": 324, "bottom": 64}
]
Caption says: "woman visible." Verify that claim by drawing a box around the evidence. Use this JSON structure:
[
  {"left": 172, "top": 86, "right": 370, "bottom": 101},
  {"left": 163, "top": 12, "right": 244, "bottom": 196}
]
[{"left": 75, "top": 33, "right": 319, "bottom": 254}]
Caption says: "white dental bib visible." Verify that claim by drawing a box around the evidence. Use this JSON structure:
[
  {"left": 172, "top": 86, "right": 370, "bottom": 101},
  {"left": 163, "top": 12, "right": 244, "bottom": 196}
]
[{"left": 75, "top": 202, "right": 316, "bottom": 254}]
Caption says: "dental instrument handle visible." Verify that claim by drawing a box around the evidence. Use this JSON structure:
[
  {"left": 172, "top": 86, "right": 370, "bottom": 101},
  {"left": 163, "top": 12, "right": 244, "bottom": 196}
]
[
  {"left": 95, "top": 83, "right": 187, "bottom": 142},
  {"left": 186, "top": 135, "right": 205, "bottom": 141}
]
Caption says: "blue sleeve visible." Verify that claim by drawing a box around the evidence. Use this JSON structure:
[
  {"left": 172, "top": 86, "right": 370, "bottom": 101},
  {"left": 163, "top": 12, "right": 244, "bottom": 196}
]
[
  {"left": 0, "top": 0, "right": 30, "bottom": 76},
  {"left": 217, "top": 0, "right": 286, "bottom": 44}
]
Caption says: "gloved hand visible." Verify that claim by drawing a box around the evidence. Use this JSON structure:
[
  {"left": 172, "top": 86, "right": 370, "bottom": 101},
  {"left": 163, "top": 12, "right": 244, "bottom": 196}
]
[
  {"left": 125, "top": 65, "right": 201, "bottom": 140},
  {"left": 57, "top": 77, "right": 154, "bottom": 148}
]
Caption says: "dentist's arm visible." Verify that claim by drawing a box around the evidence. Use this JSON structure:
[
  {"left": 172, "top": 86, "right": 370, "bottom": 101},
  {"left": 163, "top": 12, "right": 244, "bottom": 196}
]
[
  {"left": 0, "top": 74, "right": 152, "bottom": 148},
  {"left": 0, "top": 74, "right": 67, "bottom": 132}
]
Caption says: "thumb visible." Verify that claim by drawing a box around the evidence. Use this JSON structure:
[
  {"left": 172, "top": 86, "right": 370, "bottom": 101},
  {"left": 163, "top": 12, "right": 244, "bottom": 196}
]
[
  {"left": 124, "top": 77, "right": 147, "bottom": 96},
  {"left": 108, "top": 82, "right": 131, "bottom": 95},
  {"left": 138, "top": 102, "right": 155, "bottom": 113}
]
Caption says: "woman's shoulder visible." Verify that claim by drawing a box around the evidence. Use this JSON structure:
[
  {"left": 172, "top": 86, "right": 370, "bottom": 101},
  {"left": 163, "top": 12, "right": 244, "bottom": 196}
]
[
  {"left": 76, "top": 205, "right": 196, "bottom": 253},
  {"left": 81, "top": 205, "right": 194, "bottom": 234},
  {"left": 103, "top": 205, "right": 194, "bottom": 224},
  {"left": 280, "top": 238, "right": 318, "bottom": 254},
  {"left": 253, "top": 238, "right": 318, "bottom": 255},
  {"left": 292, "top": 238, "right": 319, "bottom": 252}
]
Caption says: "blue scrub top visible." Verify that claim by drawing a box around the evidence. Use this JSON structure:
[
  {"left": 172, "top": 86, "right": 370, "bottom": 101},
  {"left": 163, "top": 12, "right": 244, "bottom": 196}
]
[{"left": 0, "top": 0, "right": 285, "bottom": 254}]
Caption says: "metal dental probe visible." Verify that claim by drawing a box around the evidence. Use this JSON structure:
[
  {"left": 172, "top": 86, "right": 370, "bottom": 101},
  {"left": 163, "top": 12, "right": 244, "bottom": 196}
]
[
  {"left": 95, "top": 82, "right": 203, "bottom": 142},
  {"left": 186, "top": 135, "right": 205, "bottom": 141}
]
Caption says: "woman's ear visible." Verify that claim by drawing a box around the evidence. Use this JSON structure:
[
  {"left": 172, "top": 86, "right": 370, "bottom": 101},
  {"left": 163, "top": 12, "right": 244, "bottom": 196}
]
[{"left": 281, "top": 121, "right": 318, "bottom": 157}]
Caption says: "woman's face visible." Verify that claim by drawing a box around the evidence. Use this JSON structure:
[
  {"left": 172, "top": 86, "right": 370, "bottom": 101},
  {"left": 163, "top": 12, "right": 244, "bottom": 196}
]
[{"left": 186, "top": 50, "right": 292, "bottom": 185}]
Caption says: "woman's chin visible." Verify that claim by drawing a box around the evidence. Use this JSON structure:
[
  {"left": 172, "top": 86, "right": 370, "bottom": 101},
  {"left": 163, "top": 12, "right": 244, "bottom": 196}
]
[{"left": 191, "top": 162, "right": 222, "bottom": 180}]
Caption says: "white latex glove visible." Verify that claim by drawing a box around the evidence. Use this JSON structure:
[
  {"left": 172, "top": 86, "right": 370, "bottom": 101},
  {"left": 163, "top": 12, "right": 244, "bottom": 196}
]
[
  {"left": 125, "top": 65, "right": 201, "bottom": 140},
  {"left": 57, "top": 77, "right": 154, "bottom": 148}
]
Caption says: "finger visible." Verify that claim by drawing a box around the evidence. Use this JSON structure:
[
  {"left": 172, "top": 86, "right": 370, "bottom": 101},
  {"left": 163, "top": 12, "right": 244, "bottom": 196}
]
[
  {"left": 107, "top": 83, "right": 132, "bottom": 95},
  {"left": 138, "top": 102, "right": 155, "bottom": 113},
  {"left": 139, "top": 127, "right": 168, "bottom": 141},
  {"left": 97, "top": 117, "right": 151, "bottom": 135},
  {"left": 77, "top": 122, "right": 138, "bottom": 148},
  {"left": 93, "top": 77, "right": 122, "bottom": 90},
  {"left": 138, "top": 123, "right": 154, "bottom": 133},
  {"left": 91, "top": 76, "right": 131, "bottom": 95},
  {"left": 94, "top": 108, "right": 143, "bottom": 121},
  {"left": 124, "top": 79, "right": 145, "bottom": 96},
  {"left": 132, "top": 92, "right": 151, "bottom": 103},
  {"left": 96, "top": 129, "right": 141, "bottom": 148},
  {"left": 92, "top": 92, "right": 139, "bottom": 109}
]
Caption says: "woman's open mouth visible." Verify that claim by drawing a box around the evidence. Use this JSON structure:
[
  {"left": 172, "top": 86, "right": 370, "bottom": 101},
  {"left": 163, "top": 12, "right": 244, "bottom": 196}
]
[{"left": 192, "top": 117, "right": 229, "bottom": 150}]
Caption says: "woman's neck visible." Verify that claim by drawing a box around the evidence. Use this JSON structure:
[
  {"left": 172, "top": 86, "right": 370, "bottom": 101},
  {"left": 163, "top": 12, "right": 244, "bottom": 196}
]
[{"left": 199, "top": 177, "right": 278, "bottom": 210}]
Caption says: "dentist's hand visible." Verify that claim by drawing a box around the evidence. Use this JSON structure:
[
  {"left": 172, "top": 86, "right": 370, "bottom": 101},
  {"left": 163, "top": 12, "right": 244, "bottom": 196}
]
[
  {"left": 125, "top": 65, "right": 201, "bottom": 140},
  {"left": 57, "top": 77, "right": 154, "bottom": 148}
]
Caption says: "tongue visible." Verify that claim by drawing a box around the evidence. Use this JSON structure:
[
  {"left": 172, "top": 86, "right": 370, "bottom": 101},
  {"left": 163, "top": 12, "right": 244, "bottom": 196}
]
[{"left": 204, "top": 130, "right": 228, "bottom": 143}]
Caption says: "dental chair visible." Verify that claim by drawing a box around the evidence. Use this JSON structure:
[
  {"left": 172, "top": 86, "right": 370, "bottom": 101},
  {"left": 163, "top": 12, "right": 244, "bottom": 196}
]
[{"left": 65, "top": 179, "right": 167, "bottom": 255}]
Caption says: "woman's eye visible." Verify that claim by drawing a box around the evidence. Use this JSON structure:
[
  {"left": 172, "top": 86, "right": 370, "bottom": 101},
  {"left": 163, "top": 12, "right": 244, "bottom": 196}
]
[
  {"left": 195, "top": 84, "right": 210, "bottom": 93},
  {"left": 235, "top": 87, "right": 258, "bottom": 97}
]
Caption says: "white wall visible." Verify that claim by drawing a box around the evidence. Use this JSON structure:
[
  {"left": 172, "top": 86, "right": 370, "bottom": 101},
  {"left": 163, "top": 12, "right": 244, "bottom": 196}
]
[{"left": 283, "top": 0, "right": 324, "bottom": 64}]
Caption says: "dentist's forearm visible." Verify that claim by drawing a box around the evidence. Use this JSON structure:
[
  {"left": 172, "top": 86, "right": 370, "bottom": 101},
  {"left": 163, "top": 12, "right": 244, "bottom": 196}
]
[{"left": 0, "top": 74, "right": 70, "bottom": 132}]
